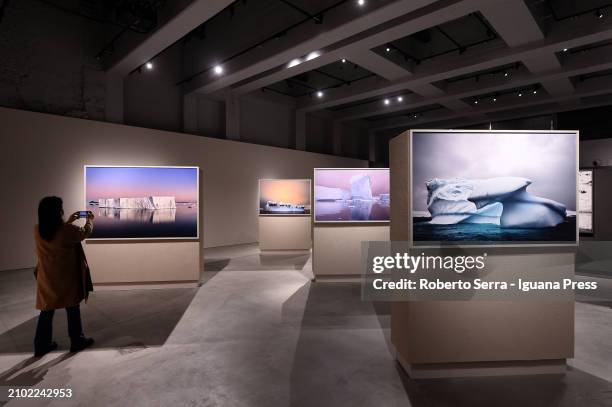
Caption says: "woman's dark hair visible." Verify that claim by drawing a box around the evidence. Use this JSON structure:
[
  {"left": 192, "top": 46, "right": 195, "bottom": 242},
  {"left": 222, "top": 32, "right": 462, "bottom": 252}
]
[{"left": 38, "top": 196, "right": 64, "bottom": 241}]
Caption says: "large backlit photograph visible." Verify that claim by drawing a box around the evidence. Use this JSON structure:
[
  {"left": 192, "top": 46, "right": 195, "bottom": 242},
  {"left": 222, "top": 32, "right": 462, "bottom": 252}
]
[
  {"left": 259, "top": 179, "right": 311, "bottom": 215},
  {"left": 85, "top": 166, "right": 199, "bottom": 239},
  {"left": 411, "top": 130, "right": 577, "bottom": 245},
  {"left": 314, "top": 168, "right": 390, "bottom": 222}
]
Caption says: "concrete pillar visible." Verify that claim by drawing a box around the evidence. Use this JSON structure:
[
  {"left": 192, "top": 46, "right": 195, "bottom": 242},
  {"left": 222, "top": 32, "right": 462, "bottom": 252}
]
[
  {"left": 225, "top": 92, "right": 240, "bottom": 140},
  {"left": 296, "top": 110, "right": 306, "bottom": 150}
]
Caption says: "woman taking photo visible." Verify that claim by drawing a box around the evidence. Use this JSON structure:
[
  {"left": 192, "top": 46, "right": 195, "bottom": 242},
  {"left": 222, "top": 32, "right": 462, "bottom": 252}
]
[{"left": 33, "top": 196, "right": 95, "bottom": 357}]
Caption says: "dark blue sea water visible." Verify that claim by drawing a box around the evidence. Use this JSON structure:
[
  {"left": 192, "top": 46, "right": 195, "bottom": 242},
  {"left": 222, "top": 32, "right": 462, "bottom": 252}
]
[
  {"left": 88, "top": 203, "right": 198, "bottom": 239},
  {"left": 413, "top": 216, "right": 576, "bottom": 245}
]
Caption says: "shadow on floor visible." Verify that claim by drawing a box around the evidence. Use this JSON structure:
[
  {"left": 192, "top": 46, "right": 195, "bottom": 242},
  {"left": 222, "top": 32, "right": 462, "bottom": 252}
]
[
  {"left": 204, "top": 258, "right": 231, "bottom": 272},
  {"left": 0, "top": 352, "right": 76, "bottom": 392},
  {"left": 286, "top": 282, "right": 612, "bottom": 407},
  {"left": 396, "top": 363, "right": 612, "bottom": 407},
  {"left": 205, "top": 251, "right": 310, "bottom": 272},
  {"left": 0, "top": 288, "right": 198, "bottom": 354}
]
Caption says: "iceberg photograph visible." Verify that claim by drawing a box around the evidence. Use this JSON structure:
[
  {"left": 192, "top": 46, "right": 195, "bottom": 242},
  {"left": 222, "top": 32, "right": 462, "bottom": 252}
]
[
  {"left": 259, "top": 179, "right": 311, "bottom": 215},
  {"left": 314, "top": 168, "right": 390, "bottom": 222},
  {"left": 85, "top": 166, "right": 199, "bottom": 239},
  {"left": 411, "top": 131, "right": 577, "bottom": 245},
  {"left": 578, "top": 170, "right": 593, "bottom": 234}
]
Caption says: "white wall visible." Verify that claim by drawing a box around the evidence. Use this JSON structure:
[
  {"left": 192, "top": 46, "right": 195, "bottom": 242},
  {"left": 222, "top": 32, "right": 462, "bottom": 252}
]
[{"left": 0, "top": 107, "right": 366, "bottom": 271}]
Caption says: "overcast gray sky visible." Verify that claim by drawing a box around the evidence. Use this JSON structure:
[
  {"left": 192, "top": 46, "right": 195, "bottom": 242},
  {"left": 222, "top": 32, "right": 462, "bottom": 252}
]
[{"left": 412, "top": 131, "right": 577, "bottom": 212}]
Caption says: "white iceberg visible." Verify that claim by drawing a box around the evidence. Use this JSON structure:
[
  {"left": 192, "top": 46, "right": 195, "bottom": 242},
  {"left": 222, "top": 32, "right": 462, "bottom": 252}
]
[
  {"left": 350, "top": 174, "right": 373, "bottom": 200},
  {"left": 425, "top": 177, "right": 566, "bottom": 228},
  {"left": 98, "top": 196, "right": 176, "bottom": 210}
]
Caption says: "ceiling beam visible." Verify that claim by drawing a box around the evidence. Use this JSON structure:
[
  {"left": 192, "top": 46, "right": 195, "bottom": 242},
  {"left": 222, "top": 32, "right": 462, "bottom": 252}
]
[
  {"left": 229, "top": 0, "right": 481, "bottom": 95},
  {"left": 107, "top": 0, "right": 234, "bottom": 77},
  {"left": 368, "top": 73, "right": 612, "bottom": 130},
  {"left": 186, "top": 0, "right": 440, "bottom": 95},
  {"left": 334, "top": 43, "right": 612, "bottom": 121},
  {"left": 298, "top": 12, "right": 612, "bottom": 112},
  {"left": 346, "top": 49, "right": 412, "bottom": 80}
]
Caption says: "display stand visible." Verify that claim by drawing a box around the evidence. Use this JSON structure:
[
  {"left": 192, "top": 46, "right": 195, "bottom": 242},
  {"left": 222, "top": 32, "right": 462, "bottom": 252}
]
[
  {"left": 389, "top": 131, "right": 575, "bottom": 378},
  {"left": 312, "top": 224, "right": 389, "bottom": 281},
  {"left": 85, "top": 241, "right": 201, "bottom": 288},
  {"left": 259, "top": 216, "right": 311, "bottom": 250}
]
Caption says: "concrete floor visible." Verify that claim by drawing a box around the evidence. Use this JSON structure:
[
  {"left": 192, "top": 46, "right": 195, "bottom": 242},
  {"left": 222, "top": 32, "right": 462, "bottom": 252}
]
[{"left": 0, "top": 243, "right": 611, "bottom": 407}]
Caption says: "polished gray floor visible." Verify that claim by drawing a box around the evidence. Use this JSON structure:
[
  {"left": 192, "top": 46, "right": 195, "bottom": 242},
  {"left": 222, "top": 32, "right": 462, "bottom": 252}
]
[{"left": 0, "top": 244, "right": 611, "bottom": 406}]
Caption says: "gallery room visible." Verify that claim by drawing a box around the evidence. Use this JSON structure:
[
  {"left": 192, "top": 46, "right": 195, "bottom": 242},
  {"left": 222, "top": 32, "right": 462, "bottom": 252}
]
[{"left": 0, "top": 0, "right": 611, "bottom": 406}]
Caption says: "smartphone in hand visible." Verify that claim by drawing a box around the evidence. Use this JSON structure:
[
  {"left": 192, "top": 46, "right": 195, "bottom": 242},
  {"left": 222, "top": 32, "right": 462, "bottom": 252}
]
[{"left": 78, "top": 211, "right": 89, "bottom": 218}]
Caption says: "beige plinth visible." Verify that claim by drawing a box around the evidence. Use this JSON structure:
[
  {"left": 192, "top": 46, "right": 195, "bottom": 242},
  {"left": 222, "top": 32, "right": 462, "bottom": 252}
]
[
  {"left": 313, "top": 224, "right": 389, "bottom": 281},
  {"left": 259, "top": 216, "right": 312, "bottom": 250}
]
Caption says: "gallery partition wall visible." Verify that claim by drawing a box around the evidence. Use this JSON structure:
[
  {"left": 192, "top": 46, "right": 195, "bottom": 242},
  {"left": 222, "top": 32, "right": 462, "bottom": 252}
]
[{"left": 390, "top": 129, "right": 577, "bottom": 378}]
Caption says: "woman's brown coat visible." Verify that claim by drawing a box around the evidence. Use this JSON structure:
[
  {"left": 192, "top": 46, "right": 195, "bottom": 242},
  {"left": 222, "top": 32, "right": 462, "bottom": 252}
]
[{"left": 34, "top": 220, "right": 94, "bottom": 310}]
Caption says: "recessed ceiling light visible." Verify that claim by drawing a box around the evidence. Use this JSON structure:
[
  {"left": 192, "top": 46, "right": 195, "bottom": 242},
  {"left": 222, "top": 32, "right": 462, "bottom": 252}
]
[
  {"left": 213, "top": 65, "right": 223, "bottom": 75},
  {"left": 562, "top": 48, "right": 568, "bottom": 52},
  {"left": 357, "top": 0, "right": 365, "bottom": 6},
  {"left": 341, "top": 58, "right": 346, "bottom": 63},
  {"left": 596, "top": 9, "right": 604, "bottom": 19},
  {"left": 518, "top": 92, "right": 522, "bottom": 97},
  {"left": 145, "top": 62, "right": 153, "bottom": 70},
  {"left": 474, "top": 99, "right": 478, "bottom": 104},
  {"left": 316, "top": 91, "right": 324, "bottom": 98},
  {"left": 386, "top": 47, "right": 391, "bottom": 52},
  {"left": 384, "top": 98, "right": 390, "bottom": 105},
  {"left": 397, "top": 96, "right": 403, "bottom": 102},
  {"left": 533, "top": 90, "right": 537, "bottom": 94},
  {"left": 306, "top": 51, "right": 321, "bottom": 61},
  {"left": 504, "top": 71, "right": 509, "bottom": 77},
  {"left": 493, "top": 97, "right": 497, "bottom": 102},
  {"left": 288, "top": 58, "right": 302, "bottom": 68}
]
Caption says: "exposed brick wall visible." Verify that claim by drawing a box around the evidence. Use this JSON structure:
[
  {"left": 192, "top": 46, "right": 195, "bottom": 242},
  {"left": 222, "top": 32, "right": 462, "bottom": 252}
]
[{"left": 0, "top": 0, "right": 106, "bottom": 119}]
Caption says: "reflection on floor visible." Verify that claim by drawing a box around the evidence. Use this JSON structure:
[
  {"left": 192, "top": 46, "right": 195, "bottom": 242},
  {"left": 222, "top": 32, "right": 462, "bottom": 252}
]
[{"left": 0, "top": 243, "right": 610, "bottom": 406}]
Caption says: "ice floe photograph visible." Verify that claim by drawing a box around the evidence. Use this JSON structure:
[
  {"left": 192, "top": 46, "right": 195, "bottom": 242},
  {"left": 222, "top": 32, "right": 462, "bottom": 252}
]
[
  {"left": 85, "top": 166, "right": 199, "bottom": 239},
  {"left": 314, "top": 168, "right": 390, "bottom": 222},
  {"left": 411, "top": 131, "right": 577, "bottom": 245},
  {"left": 578, "top": 170, "right": 593, "bottom": 234},
  {"left": 259, "top": 179, "right": 311, "bottom": 215}
]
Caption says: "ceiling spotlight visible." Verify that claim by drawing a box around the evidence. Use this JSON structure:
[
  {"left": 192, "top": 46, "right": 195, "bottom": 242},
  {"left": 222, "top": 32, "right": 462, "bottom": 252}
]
[
  {"left": 357, "top": 0, "right": 365, "bottom": 5},
  {"left": 384, "top": 98, "right": 390, "bottom": 105},
  {"left": 397, "top": 96, "right": 403, "bottom": 102},
  {"left": 474, "top": 99, "right": 478, "bottom": 104},
  {"left": 596, "top": 9, "right": 604, "bottom": 19},
  {"left": 504, "top": 71, "right": 509, "bottom": 77},
  {"left": 145, "top": 61, "right": 153, "bottom": 70},
  {"left": 341, "top": 58, "right": 347, "bottom": 63},
  {"left": 306, "top": 51, "right": 321, "bottom": 61},
  {"left": 562, "top": 48, "right": 568, "bottom": 52},
  {"left": 213, "top": 65, "right": 223, "bottom": 75},
  {"left": 413, "top": 113, "right": 418, "bottom": 118},
  {"left": 533, "top": 89, "right": 537, "bottom": 94},
  {"left": 385, "top": 45, "right": 391, "bottom": 52},
  {"left": 493, "top": 97, "right": 497, "bottom": 102},
  {"left": 518, "top": 92, "right": 523, "bottom": 97},
  {"left": 316, "top": 91, "right": 324, "bottom": 98},
  {"left": 288, "top": 58, "right": 302, "bottom": 68}
]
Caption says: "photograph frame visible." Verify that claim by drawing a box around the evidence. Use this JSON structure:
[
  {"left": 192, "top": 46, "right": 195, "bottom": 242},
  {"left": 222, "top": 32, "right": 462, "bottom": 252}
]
[
  {"left": 258, "top": 178, "right": 312, "bottom": 217},
  {"left": 84, "top": 165, "right": 200, "bottom": 241},
  {"left": 409, "top": 129, "right": 579, "bottom": 248},
  {"left": 313, "top": 167, "right": 391, "bottom": 224}
]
